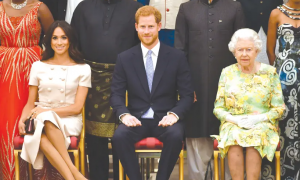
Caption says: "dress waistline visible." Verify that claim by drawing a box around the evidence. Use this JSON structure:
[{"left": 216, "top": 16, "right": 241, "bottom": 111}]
[{"left": 35, "top": 102, "right": 72, "bottom": 108}]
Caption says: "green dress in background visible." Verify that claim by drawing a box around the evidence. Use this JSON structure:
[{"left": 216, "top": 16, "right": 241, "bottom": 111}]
[{"left": 211, "top": 63, "right": 285, "bottom": 161}]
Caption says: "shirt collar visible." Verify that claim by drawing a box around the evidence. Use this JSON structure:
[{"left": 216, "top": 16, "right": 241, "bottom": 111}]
[{"left": 141, "top": 41, "right": 160, "bottom": 58}]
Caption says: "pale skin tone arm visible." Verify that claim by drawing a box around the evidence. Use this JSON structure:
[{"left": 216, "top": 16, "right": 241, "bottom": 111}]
[{"left": 267, "top": 9, "right": 280, "bottom": 66}]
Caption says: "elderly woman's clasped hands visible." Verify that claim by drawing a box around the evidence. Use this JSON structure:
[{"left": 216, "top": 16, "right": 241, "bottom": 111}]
[{"left": 226, "top": 114, "right": 268, "bottom": 129}]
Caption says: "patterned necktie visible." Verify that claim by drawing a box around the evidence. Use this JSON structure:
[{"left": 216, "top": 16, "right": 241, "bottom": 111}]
[
  {"left": 142, "top": 50, "right": 155, "bottom": 119},
  {"left": 145, "top": 50, "right": 154, "bottom": 92}
]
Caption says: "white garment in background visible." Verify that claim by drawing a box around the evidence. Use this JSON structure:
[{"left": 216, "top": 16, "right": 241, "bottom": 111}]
[
  {"left": 20, "top": 61, "right": 91, "bottom": 169},
  {"left": 65, "top": 0, "right": 83, "bottom": 24},
  {"left": 256, "top": 27, "right": 280, "bottom": 65},
  {"left": 186, "top": 138, "right": 231, "bottom": 180},
  {"left": 149, "top": 0, "right": 188, "bottom": 29}
]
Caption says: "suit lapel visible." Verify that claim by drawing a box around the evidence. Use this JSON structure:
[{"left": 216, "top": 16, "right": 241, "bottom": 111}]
[
  {"left": 132, "top": 45, "right": 150, "bottom": 95},
  {"left": 151, "top": 44, "right": 170, "bottom": 97}
]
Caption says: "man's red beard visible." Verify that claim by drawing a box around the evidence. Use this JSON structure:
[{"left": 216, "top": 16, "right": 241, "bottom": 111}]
[{"left": 138, "top": 33, "right": 158, "bottom": 46}]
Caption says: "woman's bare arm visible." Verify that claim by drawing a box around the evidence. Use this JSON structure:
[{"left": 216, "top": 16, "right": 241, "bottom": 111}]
[{"left": 267, "top": 9, "right": 280, "bottom": 65}]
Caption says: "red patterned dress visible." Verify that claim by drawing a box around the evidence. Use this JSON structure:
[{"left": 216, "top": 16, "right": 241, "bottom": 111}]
[{"left": 0, "top": 2, "right": 42, "bottom": 180}]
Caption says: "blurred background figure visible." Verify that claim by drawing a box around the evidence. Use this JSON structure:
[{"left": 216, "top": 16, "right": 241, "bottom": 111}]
[
  {"left": 0, "top": 0, "right": 53, "bottom": 179},
  {"left": 264, "top": 0, "right": 300, "bottom": 179},
  {"left": 71, "top": 0, "right": 142, "bottom": 179}
]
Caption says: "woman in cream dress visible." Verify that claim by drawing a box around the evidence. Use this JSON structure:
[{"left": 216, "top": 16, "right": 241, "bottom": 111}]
[{"left": 18, "top": 21, "right": 91, "bottom": 180}]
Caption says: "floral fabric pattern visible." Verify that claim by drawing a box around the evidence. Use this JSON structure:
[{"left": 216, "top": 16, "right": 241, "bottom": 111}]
[{"left": 211, "top": 63, "right": 285, "bottom": 162}]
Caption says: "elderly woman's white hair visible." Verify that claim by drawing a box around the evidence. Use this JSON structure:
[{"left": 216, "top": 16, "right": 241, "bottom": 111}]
[{"left": 228, "top": 28, "right": 262, "bottom": 54}]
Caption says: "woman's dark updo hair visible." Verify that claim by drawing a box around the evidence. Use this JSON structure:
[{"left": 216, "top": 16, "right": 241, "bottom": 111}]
[{"left": 41, "top": 21, "right": 85, "bottom": 64}]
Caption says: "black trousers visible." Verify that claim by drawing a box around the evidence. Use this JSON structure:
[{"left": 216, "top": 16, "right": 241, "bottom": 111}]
[
  {"left": 86, "top": 134, "right": 119, "bottom": 180},
  {"left": 112, "top": 118, "right": 184, "bottom": 180}
]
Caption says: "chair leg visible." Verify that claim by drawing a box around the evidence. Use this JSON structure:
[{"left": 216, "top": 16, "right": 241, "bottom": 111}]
[
  {"left": 275, "top": 151, "right": 280, "bottom": 180},
  {"left": 14, "top": 150, "right": 20, "bottom": 180},
  {"left": 28, "top": 163, "right": 33, "bottom": 180},
  {"left": 146, "top": 158, "right": 150, "bottom": 180},
  {"left": 73, "top": 151, "right": 79, "bottom": 170},
  {"left": 80, "top": 143, "right": 85, "bottom": 176},
  {"left": 179, "top": 150, "right": 184, "bottom": 180},
  {"left": 220, "top": 156, "right": 225, "bottom": 180},
  {"left": 119, "top": 161, "right": 125, "bottom": 180},
  {"left": 141, "top": 158, "right": 145, "bottom": 180},
  {"left": 213, "top": 151, "right": 219, "bottom": 180}
]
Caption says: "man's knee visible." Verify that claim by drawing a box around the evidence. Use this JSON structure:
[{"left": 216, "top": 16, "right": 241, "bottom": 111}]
[{"left": 112, "top": 125, "right": 131, "bottom": 143}]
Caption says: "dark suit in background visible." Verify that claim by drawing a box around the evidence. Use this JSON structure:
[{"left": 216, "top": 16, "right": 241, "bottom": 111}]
[
  {"left": 237, "top": 0, "right": 282, "bottom": 34},
  {"left": 111, "top": 43, "right": 194, "bottom": 180},
  {"left": 40, "top": 0, "right": 67, "bottom": 20}
]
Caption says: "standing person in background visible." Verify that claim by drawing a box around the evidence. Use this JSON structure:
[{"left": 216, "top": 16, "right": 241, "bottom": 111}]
[
  {"left": 71, "top": 0, "right": 142, "bottom": 179},
  {"left": 175, "top": 0, "right": 245, "bottom": 179},
  {"left": 41, "top": 0, "right": 67, "bottom": 20},
  {"left": 237, "top": 0, "right": 282, "bottom": 65},
  {"left": 65, "top": 0, "right": 82, "bottom": 24},
  {"left": 0, "top": 0, "right": 53, "bottom": 179},
  {"left": 264, "top": 0, "right": 300, "bottom": 179},
  {"left": 149, "top": 0, "right": 188, "bottom": 47}
]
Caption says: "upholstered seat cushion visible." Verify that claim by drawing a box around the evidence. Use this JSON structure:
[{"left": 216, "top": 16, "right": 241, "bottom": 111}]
[
  {"left": 135, "top": 137, "right": 163, "bottom": 150},
  {"left": 13, "top": 136, "right": 79, "bottom": 150}
]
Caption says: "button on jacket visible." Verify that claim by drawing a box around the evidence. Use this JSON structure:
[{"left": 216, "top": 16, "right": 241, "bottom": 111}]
[
  {"left": 175, "top": 0, "right": 245, "bottom": 137},
  {"left": 237, "top": 0, "right": 282, "bottom": 33},
  {"left": 150, "top": 0, "right": 189, "bottom": 29}
]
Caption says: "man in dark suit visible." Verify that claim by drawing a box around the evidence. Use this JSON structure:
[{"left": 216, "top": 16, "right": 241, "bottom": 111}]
[{"left": 110, "top": 6, "right": 194, "bottom": 180}]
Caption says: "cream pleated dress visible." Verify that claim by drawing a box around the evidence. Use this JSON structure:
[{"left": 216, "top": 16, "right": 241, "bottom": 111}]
[{"left": 20, "top": 61, "right": 91, "bottom": 169}]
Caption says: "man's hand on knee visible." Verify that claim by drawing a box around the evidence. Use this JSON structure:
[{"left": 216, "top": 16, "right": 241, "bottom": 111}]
[
  {"left": 158, "top": 114, "right": 178, "bottom": 127},
  {"left": 121, "top": 114, "right": 142, "bottom": 127}
]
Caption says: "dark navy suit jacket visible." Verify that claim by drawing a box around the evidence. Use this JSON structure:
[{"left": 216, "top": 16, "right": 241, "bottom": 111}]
[{"left": 110, "top": 43, "right": 194, "bottom": 121}]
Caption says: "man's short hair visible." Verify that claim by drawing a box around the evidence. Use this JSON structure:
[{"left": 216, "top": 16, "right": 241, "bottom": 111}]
[{"left": 135, "top": 6, "right": 162, "bottom": 24}]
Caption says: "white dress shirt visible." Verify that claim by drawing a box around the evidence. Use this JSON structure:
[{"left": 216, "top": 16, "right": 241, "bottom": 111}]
[{"left": 149, "top": 0, "right": 188, "bottom": 29}]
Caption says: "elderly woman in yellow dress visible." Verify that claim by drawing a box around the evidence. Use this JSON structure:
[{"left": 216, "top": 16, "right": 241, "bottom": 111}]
[{"left": 212, "top": 28, "right": 285, "bottom": 180}]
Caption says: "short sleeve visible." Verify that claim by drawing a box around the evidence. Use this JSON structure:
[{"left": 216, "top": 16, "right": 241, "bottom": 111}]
[
  {"left": 79, "top": 64, "right": 92, "bottom": 88},
  {"left": 29, "top": 62, "right": 39, "bottom": 86}
]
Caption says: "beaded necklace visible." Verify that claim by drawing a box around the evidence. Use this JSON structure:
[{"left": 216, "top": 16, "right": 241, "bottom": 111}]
[{"left": 278, "top": 5, "right": 300, "bottom": 20}]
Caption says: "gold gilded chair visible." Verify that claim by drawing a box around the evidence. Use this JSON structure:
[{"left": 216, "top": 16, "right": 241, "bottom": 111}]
[
  {"left": 118, "top": 92, "right": 184, "bottom": 180},
  {"left": 119, "top": 139, "right": 184, "bottom": 180},
  {"left": 13, "top": 107, "right": 86, "bottom": 180},
  {"left": 213, "top": 139, "right": 281, "bottom": 180}
]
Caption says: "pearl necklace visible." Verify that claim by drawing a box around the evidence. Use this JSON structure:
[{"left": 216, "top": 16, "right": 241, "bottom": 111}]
[{"left": 11, "top": 0, "right": 28, "bottom": 10}]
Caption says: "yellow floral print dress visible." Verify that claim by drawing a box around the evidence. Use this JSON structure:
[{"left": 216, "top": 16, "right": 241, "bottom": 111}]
[{"left": 211, "top": 63, "right": 285, "bottom": 161}]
